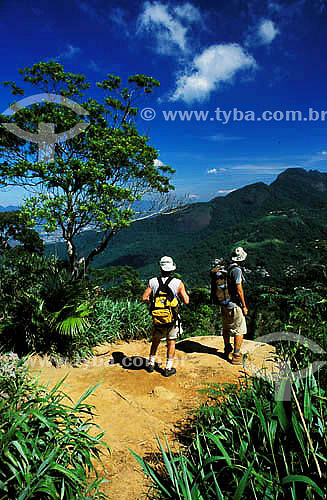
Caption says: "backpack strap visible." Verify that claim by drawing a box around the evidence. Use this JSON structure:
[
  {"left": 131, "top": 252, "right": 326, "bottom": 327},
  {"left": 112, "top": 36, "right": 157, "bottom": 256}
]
[{"left": 156, "top": 276, "right": 175, "bottom": 301}]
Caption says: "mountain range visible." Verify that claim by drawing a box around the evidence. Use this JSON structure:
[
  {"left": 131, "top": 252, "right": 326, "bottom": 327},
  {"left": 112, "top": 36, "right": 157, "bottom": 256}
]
[{"left": 46, "top": 167, "right": 327, "bottom": 285}]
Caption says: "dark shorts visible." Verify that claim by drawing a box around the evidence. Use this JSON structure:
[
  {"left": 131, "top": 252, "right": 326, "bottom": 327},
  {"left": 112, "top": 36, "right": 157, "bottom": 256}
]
[{"left": 152, "top": 323, "right": 179, "bottom": 341}]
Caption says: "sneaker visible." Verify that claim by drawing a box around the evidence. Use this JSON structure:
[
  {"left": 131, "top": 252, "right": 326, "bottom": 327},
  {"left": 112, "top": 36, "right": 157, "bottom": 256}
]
[
  {"left": 223, "top": 343, "right": 233, "bottom": 359},
  {"left": 231, "top": 353, "right": 243, "bottom": 365},
  {"left": 147, "top": 364, "right": 155, "bottom": 373},
  {"left": 163, "top": 367, "right": 176, "bottom": 377}
]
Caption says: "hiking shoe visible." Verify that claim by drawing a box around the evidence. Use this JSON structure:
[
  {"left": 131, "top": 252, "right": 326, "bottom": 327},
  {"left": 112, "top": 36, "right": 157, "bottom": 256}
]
[
  {"left": 231, "top": 353, "right": 243, "bottom": 365},
  {"left": 223, "top": 343, "right": 233, "bottom": 359},
  {"left": 163, "top": 367, "right": 176, "bottom": 377},
  {"left": 147, "top": 364, "right": 155, "bottom": 373}
]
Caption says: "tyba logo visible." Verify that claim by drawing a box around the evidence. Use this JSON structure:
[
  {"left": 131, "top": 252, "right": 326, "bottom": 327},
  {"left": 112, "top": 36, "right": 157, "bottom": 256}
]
[{"left": 2, "top": 93, "right": 89, "bottom": 162}]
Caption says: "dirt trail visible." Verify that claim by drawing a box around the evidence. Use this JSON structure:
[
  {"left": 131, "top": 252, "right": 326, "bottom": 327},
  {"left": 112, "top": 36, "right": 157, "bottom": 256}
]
[{"left": 29, "top": 336, "right": 276, "bottom": 500}]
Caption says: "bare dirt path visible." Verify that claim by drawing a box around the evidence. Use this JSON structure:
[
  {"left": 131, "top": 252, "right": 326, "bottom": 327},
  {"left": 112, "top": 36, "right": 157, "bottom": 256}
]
[{"left": 29, "top": 336, "right": 276, "bottom": 500}]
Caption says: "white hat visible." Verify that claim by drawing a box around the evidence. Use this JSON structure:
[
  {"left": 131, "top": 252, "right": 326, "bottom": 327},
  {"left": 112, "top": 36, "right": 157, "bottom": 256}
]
[
  {"left": 231, "top": 247, "right": 247, "bottom": 262},
  {"left": 159, "top": 256, "right": 176, "bottom": 272}
]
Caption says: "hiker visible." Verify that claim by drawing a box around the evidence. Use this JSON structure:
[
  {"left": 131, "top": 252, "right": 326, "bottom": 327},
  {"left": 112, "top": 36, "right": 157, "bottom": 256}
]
[
  {"left": 142, "top": 256, "right": 189, "bottom": 377},
  {"left": 213, "top": 247, "right": 248, "bottom": 365}
]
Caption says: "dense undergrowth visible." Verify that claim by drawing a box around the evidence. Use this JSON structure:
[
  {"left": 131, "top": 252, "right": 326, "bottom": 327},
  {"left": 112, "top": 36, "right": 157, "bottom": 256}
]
[
  {"left": 132, "top": 372, "right": 327, "bottom": 499},
  {"left": 1, "top": 248, "right": 327, "bottom": 499},
  {"left": 0, "top": 353, "right": 109, "bottom": 499}
]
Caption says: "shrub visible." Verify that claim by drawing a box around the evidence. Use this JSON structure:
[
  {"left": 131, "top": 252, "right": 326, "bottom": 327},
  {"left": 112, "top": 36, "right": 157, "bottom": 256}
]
[
  {"left": 0, "top": 355, "right": 109, "bottom": 499},
  {"left": 87, "top": 297, "right": 152, "bottom": 343}
]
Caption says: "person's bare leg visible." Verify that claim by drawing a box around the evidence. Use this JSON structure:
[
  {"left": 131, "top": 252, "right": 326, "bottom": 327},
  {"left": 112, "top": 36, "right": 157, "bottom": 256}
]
[
  {"left": 232, "top": 334, "right": 244, "bottom": 364},
  {"left": 167, "top": 339, "right": 176, "bottom": 362},
  {"left": 223, "top": 329, "right": 231, "bottom": 349},
  {"left": 233, "top": 334, "right": 243, "bottom": 354},
  {"left": 150, "top": 337, "right": 161, "bottom": 357}
]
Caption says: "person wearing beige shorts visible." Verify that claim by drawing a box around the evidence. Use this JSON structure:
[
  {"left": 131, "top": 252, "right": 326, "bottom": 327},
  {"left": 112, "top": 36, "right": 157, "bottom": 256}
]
[
  {"left": 221, "top": 304, "right": 247, "bottom": 337},
  {"left": 142, "top": 256, "right": 189, "bottom": 377},
  {"left": 221, "top": 247, "right": 248, "bottom": 365}
]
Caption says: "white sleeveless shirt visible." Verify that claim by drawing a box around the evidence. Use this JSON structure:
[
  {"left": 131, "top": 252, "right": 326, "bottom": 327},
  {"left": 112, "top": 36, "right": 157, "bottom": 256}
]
[{"left": 149, "top": 277, "right": 181, "bottom": 298}]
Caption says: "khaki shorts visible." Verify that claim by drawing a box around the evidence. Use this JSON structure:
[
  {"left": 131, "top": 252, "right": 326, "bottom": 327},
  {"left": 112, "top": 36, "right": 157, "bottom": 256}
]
[
  {"left": 152, "top": 323, "right": 179, "bottom": 342},
  {"left": 221, "top": 305, "right": 247, "bottom": 336}
]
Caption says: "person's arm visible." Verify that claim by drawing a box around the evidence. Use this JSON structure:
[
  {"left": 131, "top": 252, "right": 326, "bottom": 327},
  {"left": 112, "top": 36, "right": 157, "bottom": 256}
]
[
  {"left": 142, "top": 284, "right": 152, "bottom": 303},
  {"left": 236, "top": 283, "right": 248, "bottom": 315},
  {"left": 177, "top": 282, "right": 189, "bottom": 305}
]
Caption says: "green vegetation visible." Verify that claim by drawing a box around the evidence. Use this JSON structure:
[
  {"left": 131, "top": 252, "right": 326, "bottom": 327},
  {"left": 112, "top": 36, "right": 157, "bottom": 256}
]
[
  {"left": 0, "top": 61, "right": 175, "bottom": 280},
  {"left": 130, "top": 263, "right": 327, "bottom": 499},
  {"left": 45, "top": 168, "right": 327, "bottom": 285},
  {"left": 0, "top": 354, "right": 109, "bottom": 499},
  {"left": 132, "top": 373, "right": 327, "bottom": 499},
  {"left": 1, "top": 149, "right": 327, "bottom": 498}
]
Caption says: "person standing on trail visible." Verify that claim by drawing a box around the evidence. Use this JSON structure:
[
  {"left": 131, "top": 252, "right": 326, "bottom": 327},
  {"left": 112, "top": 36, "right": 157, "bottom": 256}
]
[
  {"left": 220, "top": 247, "right": 248, "bottom": 365},
  {"left": 142, "top": 256, "right": 189, "bottom": 377}
]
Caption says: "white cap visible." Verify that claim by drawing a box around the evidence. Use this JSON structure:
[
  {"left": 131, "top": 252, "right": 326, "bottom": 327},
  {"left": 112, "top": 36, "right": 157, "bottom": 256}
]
[
  {"left": 231, "top": 247, "right": 247, "bottom": 262},
  {"left": 159, "top": 256, "right": 176, "bottom": 272}
]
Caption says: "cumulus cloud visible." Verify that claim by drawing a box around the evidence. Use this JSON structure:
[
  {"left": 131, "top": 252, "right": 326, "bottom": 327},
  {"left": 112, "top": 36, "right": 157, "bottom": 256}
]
[
  {"left": 173, "top": 3, "right": 201, "bottom": 22},
  {"left": 170, "top": 43, "right": 256, "bottom": 103},
  {"left": 258, "top": 19, "right": 279, "bottom": 45},
  {"left": 153, "top": 158, "right": 164, "bottom": 166},
  {"left": 207, "top": 168, "right": 217, "bottom": 174},
  {"left": 246, "top": 18, "right": 279, "bottom": 47},
  {"left": 138, "top": 2, "right": 186, "bottom": 53},
  {"left": 137, "top": 1, "right": 201, "bottom": 54}
]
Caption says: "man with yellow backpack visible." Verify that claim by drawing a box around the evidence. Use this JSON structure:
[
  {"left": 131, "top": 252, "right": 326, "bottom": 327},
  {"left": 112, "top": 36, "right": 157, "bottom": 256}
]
[{"left": 142, "top": 256, "right": 189, "bottom": 377}]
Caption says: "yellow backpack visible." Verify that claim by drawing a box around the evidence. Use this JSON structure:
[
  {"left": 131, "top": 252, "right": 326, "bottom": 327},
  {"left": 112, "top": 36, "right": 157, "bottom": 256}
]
[{"left": 151, "top": 277, "right": 178, "bottom": 327}]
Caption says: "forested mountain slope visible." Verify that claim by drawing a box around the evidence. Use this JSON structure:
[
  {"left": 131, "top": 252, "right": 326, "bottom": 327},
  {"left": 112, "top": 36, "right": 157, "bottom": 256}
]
[{"left": 47, "top": 168, "right": 327, "bottom": 285}]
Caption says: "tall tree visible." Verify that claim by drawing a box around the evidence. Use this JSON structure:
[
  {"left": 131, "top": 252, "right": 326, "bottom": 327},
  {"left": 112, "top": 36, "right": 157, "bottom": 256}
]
[{"left": 0, "top": 61, "right": 176, "bottom": 279}]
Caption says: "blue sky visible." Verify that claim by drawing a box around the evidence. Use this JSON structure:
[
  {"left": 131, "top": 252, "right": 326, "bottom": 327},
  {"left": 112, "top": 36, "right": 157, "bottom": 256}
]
[{"left": 1, "top": 0, "right": 327, "bottom": 205}]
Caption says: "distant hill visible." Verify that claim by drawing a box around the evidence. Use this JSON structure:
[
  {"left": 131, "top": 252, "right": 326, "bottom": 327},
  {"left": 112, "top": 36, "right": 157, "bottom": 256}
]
[
  {"left": 0, "top": 205, "right": 20, "bottom": 212},
  {"left": 46, "top": 168, "right": 327, "bottom": 285}
]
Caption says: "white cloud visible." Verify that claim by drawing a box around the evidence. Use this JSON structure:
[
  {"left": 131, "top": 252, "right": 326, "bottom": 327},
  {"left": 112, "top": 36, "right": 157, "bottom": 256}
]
[
  {"left": 58, "top": 44, "right": 81, "bottom": 60},
  {"left": 154, "top": 158, "right": 164, "bottom": 166},
  {"left": 207, "top": 133, "right": 244, "bottom": 142},
  {"left": 78, "top": 1, "right": 103, "bottom": 22},
  {"left": 173, "top": 3, "right": 201, "bottom": 22},
  {"left": 231, "top": 164, "right": 287, "bottom": 174},
  {"left": 319, "top": 151, "right": 327, "bottom": 155},
  {"left": 170, "top": 44, "right": 256, "bottom": 103},
  {"left": 245, "top": 18, "right": 279, "bottom": 47},
  {"left": 88, "top": 60, "right": 101, "bottom": 72},
  {"left": 258, "top": 19, "right": 279, "bottom": 45},
  {"left": 110, "top": 7, "right": 129, "bottom": 34},
  {"left": 268, "top": 1, "right": 282, "bottom": 12},
  {"left": 218, "top": 189, "right": 236, "bottom": 194},
  {"left": 189, "top": 193, "right": 199, "bottom": 199},
  {"left": 138, "top": 2, "right": 189, "bottom": 54},
  {"left": 207, "top": 168, "right": 217, "bottom": 174}
]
